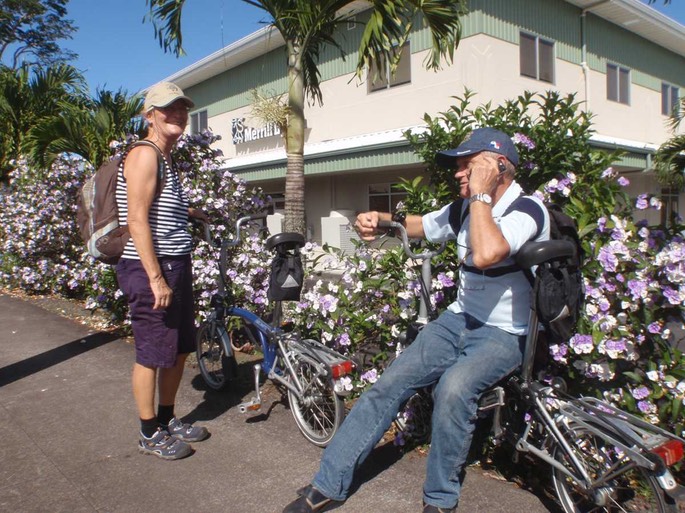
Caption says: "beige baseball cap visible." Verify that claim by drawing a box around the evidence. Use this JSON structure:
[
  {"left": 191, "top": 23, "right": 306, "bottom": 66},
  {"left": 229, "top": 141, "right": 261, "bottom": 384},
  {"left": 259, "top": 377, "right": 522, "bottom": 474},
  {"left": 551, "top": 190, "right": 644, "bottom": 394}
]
[{"left": 144, "top": 81, "right": 195, "bottom": 112}]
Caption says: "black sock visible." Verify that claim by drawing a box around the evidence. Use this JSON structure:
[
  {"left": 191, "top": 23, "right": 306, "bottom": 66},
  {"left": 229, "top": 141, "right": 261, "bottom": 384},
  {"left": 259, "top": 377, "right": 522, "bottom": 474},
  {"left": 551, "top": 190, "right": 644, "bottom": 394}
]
[
  {"left": 140, "top": 417, "right": 159, "bottom": 438},
  {"left": 157, "top": 404, "right": 175, "bottom": 427}
]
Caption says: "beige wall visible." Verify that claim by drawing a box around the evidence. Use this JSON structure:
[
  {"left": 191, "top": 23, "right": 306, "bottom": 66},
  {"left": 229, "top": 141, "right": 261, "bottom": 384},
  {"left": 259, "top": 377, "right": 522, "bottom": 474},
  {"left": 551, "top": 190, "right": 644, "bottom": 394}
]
[{"left": 206, "top": 32, "right": 681, "bottom": 244}]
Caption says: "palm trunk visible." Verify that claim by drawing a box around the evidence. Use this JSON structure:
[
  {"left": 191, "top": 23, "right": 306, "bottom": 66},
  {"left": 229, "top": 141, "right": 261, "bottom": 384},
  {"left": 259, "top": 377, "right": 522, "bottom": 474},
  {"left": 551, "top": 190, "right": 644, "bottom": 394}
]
[{"left": 284, "top": 41, "right": 307, "bottom": 236}]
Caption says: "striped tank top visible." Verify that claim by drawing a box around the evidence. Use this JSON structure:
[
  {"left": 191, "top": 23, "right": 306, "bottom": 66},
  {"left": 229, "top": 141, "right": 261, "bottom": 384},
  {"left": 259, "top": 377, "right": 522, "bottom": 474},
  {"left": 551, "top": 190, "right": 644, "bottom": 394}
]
[{"left": 115, "top": 149, "right": 192, "bottom": 259}]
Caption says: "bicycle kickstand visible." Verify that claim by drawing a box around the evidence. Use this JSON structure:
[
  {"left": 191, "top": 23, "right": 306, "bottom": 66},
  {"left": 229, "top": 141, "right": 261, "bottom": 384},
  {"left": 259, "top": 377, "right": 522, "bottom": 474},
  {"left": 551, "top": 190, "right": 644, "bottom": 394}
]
[{"left": 238, "top": 363, "right": 262, "bottom": 413}]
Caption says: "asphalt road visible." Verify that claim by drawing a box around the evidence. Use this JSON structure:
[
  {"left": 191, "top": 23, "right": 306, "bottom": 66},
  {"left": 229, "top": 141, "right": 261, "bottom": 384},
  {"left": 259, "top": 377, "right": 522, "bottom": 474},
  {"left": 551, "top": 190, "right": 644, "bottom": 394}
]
[{"left": 0, "top": 293, "right": 557, "bottom": 513}]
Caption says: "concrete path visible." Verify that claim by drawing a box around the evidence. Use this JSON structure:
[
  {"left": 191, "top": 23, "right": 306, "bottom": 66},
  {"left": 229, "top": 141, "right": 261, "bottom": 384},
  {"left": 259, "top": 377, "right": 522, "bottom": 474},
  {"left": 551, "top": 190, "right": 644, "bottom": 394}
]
[{"left": 0, "top": 293, "right": 556, "bottom": 513}]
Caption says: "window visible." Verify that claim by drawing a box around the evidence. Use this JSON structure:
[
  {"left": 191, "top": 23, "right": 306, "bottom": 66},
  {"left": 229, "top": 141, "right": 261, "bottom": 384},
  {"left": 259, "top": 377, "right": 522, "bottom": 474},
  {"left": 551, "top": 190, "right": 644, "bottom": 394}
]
[
  {"left": 368, "top": 42, "right": 411, "bottom": 93},
  {"left": 191, "top": 110, "right": 208, "bottom": 134},
  {"left": 368, "top": 183, "right": 407, "bottom": 212},
  {"left": 520, "top": 32, "right": 555, "bottom": 83},
  {"left": 662, "top": 83, "right": 680, "bottom": 116},
  {"left": 661, "top": 188, "right": 679, "bottom": 226},
  {"left": 607, "top": 63, "right": 630, "bottom": 104}
]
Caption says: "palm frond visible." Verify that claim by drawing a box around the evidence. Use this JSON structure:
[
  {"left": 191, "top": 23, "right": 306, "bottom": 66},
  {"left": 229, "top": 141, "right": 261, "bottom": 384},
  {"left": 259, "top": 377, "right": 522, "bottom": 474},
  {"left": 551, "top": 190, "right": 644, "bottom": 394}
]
[
  {"left": 145, "top": 0, "right": 187, "bottom": 57},
  {"left": 654, "top": 134, "right": 685, "bottom": 190}
]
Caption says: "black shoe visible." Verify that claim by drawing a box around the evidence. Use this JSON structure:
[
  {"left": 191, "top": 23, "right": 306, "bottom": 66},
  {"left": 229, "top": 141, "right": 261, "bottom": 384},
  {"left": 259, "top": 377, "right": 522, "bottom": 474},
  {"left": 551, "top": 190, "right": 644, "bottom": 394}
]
[
  {"left": 423, "top": 502, "right": 457, "bottom": 513},
  {"left": 282, "top": 485, "right": 341, "bottom": 513}
]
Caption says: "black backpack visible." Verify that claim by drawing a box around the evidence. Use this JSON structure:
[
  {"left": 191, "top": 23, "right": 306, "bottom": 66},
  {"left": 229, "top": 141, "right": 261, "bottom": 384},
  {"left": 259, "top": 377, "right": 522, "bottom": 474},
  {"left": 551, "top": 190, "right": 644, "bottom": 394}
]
[{"left": 532, "top": 202, "right": 584, "bottom": 344}]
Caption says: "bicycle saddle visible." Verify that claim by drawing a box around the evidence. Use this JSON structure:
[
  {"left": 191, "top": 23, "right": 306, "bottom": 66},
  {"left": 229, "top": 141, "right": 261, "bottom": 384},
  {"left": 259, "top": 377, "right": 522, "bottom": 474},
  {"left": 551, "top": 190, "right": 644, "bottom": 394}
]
[
  {"left": 515, "top": 240, "right": 575, "bottom": 268},
  {"left": 266, "top": 232, "right": 305, "bottom": 251}
]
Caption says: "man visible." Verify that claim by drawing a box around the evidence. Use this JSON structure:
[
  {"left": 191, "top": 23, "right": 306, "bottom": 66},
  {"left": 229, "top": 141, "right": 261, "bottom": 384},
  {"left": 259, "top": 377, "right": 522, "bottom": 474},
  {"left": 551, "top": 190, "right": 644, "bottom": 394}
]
[{"left": 283, "top": 127, "right": 549, "bottom": 512}]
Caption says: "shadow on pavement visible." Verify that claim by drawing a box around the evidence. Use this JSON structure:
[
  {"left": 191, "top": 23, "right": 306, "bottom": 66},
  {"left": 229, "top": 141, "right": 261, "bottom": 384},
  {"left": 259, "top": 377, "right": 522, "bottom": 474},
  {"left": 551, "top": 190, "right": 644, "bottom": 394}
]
[{"left": 0, "top": 331, "right": 121, "bottom": 387}]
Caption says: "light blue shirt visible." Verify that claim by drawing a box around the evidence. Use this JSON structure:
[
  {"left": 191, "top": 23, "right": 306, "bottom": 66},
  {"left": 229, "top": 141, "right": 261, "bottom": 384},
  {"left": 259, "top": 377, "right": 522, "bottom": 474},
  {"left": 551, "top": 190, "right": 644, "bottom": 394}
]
[{"left": 422, "top": 182, "right": 550, "bottom": 334}]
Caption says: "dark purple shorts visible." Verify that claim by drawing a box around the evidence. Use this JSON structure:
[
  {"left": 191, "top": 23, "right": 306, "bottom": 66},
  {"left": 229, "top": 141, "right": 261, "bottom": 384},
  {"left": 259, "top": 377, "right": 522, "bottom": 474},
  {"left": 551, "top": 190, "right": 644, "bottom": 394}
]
[{"left": 116, "top": 255, "right": 196, "bottom": 368}]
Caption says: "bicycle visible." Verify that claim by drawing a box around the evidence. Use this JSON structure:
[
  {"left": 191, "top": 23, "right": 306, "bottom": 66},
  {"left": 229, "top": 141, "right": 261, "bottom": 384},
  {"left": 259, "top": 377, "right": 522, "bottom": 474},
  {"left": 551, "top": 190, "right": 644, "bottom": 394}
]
[
  {"left": 194, "top": 211, "right": 355, "bottom": 447},
  {"left": 379, "top": 219, "right": 685, "bottom": 513}
]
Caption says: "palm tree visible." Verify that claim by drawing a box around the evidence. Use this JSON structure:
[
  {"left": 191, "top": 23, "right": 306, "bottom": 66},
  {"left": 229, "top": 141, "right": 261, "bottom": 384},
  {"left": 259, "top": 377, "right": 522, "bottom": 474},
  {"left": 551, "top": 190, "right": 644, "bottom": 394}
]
[
  {"left": 145, "top": 0, "right": 467, "bottom": 234},
  {"left": 24, "top": 89, "right": 145, "bottom": 171},
  {"left": 654, "top": 96, "right": 685, "bottom": 190},
  {"left": 0, "top": 63, "right": 86, "bottom": 182}
]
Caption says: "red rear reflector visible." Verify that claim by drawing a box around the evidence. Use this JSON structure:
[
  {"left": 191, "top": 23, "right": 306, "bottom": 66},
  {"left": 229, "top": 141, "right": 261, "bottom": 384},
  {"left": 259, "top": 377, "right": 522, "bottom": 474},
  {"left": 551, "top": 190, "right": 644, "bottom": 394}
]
[
  {"left": 331, "top": 360, "right": 354, "bottom": 379},
  {"left": 652, "top": 439, "right": 684, "bottom": 466}
]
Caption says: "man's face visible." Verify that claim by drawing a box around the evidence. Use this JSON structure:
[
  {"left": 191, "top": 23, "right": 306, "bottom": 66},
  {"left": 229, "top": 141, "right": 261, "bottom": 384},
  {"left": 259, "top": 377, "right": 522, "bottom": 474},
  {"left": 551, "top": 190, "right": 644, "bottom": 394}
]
[{"left": 453, "top": 154, "right": 476, "bottom": 199}]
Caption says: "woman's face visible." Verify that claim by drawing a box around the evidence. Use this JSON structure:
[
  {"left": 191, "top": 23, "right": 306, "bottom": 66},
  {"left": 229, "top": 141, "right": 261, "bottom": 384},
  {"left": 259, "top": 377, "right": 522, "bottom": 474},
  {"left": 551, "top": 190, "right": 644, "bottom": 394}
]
[{"left": 147, "top": 99, "right": 189, "bottom": 140}]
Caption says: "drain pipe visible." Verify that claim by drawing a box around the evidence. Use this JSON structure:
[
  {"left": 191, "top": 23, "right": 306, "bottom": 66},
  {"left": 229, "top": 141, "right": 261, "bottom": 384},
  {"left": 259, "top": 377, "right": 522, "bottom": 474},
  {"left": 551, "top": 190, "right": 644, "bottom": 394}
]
[{"left": 581, "top": 0, "right": 611, "bottom": 112}]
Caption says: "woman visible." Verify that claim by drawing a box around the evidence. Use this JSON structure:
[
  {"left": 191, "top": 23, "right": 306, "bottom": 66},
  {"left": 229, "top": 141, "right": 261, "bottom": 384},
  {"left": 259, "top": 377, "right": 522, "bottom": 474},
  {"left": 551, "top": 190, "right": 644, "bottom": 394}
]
[{"left": 115, "top": 81, "right": 209, "bottom": 460}]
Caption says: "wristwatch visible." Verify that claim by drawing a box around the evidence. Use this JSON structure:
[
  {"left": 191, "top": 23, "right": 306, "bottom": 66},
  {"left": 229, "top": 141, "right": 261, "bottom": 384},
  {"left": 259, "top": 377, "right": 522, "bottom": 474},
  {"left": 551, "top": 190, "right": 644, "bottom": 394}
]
[{"left": 470, "top": 193, "right": 492, "bottom": 205}]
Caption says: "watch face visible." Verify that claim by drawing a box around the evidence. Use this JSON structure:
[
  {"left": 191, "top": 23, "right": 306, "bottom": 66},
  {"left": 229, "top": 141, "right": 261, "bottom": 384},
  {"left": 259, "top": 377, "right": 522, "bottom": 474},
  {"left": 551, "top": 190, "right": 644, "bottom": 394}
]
[{"left": 482, "top": 194, "right": 492, "bottom": 204}]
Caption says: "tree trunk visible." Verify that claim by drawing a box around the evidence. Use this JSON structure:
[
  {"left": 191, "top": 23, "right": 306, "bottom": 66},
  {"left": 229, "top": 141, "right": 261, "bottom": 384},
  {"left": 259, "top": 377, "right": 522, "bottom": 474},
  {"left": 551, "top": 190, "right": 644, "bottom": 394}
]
[{"left": 284, "top": 41, "right": 307, "bottom": 236}]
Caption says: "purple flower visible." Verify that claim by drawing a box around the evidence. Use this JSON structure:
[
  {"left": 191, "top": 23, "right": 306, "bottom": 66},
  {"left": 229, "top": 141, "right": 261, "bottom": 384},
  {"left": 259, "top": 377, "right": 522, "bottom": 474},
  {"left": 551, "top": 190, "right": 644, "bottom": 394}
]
[
  {"left": 601, "top": 167, "right": 617, "bottom": 179},
  {"left": 635, "top": 194, "right": 649, "bottom": 210},
  {"left": 513, "top": 133, "right": 536, "bottom": 150},
  {"left": 637, "top": 400, "right": 653, "bottom": 414},
  {"left": 632, "top": 386, "right": 650, "bottom": 400},
  {"left": 664, "top": 287, "right": 681, "bottom": 305},
  {"left": 569, "top": 334, "right": 594, "bottom": 354},
  {"left": 647, "top": 322, "right": 662, "bottom": 334},
  {"left": 597, "top": 217, "right": 607, "bottom": 233},
  {"left": 627, "top": 279, "right": 647, "bottom": 301},
  {"left": 598, "top": 246, "right": 619, "bottom": 272},
  {"left": 437, "top": 272, "right": 455, "bottom": 288},
  {"left": 617, "top": 176, "right": 630, "bottom": 187}
]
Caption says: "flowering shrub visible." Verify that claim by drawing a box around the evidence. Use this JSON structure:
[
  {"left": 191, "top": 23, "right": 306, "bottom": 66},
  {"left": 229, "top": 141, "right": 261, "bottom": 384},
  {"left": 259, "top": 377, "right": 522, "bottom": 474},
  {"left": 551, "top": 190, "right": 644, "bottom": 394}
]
[
  {"left": 0, "top": 130, "right": 269, "bottom": 326},
  {"left": 404, "top": 90, "right": 685, "bottom": 437},
  {"left": 3, "top": 91, "right": 685, "bottom": 442}
]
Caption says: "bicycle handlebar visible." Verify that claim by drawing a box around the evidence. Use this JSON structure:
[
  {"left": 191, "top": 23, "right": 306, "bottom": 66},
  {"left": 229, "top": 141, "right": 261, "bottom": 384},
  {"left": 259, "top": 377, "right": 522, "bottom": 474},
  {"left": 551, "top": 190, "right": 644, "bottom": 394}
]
[
  {"left": 192, "top": 209, "right": 271, "bottom": 249},
  {"left": 377, "top": 220, "right": 446, "bottom": 261}
]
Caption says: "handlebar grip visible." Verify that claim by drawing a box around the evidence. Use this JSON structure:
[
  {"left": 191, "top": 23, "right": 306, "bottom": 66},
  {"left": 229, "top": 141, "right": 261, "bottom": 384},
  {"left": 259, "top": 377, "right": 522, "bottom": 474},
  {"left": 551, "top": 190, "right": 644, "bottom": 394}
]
[{"left": 377, "top": 220, "right": 398, "bottom": 229}]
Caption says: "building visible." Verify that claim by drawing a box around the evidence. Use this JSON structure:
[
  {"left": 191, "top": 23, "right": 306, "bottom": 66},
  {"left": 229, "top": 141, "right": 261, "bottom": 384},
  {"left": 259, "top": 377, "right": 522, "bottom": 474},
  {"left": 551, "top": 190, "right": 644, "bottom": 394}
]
[{"left": 164, "top": 0, "right": 685, "bottom": 247}]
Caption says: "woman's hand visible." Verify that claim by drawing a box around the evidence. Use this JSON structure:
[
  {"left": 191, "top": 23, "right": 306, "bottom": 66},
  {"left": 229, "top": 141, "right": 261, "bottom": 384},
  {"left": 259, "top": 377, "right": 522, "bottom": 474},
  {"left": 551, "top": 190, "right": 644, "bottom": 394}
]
[
  {"left": 150, "top": 274, "right": 173, "bottom": 310},
  {"left": 189, "top": 207, "right": 210, "bottom": 223}
]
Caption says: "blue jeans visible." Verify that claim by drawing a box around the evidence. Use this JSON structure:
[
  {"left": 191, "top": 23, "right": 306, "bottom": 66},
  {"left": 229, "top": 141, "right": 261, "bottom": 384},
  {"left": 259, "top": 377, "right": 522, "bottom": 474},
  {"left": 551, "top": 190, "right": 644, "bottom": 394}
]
[{"left": 311, "top": 311, "right": 525, "bottom": 509}]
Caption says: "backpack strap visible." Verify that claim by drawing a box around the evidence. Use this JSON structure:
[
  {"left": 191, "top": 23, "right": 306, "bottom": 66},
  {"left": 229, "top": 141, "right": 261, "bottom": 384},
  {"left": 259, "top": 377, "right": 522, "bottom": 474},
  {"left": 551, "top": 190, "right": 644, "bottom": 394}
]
[
  {"left": 447, "top": 198, "right": 468, "bottom": 234},
  {"left": 123, "top": 140, "right": 166, "bottom": 196}
]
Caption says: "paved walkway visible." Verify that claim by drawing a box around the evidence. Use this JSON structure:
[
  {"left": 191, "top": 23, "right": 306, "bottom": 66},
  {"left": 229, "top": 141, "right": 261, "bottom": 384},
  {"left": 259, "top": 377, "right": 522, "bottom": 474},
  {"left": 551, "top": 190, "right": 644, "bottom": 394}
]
[{"left": 0, "top": 293, "right": 556, "bottom": 513}]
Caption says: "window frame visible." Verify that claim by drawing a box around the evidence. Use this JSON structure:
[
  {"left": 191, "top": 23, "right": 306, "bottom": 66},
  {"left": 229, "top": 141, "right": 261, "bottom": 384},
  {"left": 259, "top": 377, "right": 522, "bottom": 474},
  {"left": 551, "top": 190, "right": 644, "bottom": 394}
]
[
  {"left": 190, "top": 109, "right": 208, "bottom": 135},
  {"left": 606, "top": 63, "right": 631, "bottom": 105},
  {"left": 368, "top": 41, "right": 412, "bottom": 93},
  {"left": 367, "top": 182, "right": 407, "bottom": 212},
  {"left": 519, "top": 31, "right": 555, "bottom": 84},
  {"left": 662, "top": 82, "right": 680, "bottom": 117}
]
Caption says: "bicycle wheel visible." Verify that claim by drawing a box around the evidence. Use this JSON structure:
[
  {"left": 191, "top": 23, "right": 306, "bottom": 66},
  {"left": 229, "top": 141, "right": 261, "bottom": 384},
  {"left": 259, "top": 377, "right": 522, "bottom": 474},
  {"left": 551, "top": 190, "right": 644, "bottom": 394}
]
[
  {"left": 287, "top": 353, "right": 345, "bottom": 447},
  {"left": 551, "top": 425, "right": 675, "bottom": 513},
  {"left": 394, "top": 390, "right": 433, "bottom": 445},
  {"left": 195, "top": 321, "right": 236, "bottom": 391}
]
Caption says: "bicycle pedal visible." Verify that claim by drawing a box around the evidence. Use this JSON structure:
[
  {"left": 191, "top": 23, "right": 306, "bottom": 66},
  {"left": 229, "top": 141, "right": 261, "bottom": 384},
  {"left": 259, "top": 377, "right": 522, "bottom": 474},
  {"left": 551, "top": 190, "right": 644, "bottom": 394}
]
[{"left": 238, "top": 399, "right": 262, "bottom": 413}]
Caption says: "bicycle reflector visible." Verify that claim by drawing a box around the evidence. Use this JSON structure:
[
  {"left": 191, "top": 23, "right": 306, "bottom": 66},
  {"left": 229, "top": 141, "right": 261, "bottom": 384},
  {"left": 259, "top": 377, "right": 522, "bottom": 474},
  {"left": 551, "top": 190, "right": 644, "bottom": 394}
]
[
  {"left": 330, "top": 360, "right": 354, "bottom": 379},
  {"left": 651, "top": 439, "right": 684, "bottom": 466}
]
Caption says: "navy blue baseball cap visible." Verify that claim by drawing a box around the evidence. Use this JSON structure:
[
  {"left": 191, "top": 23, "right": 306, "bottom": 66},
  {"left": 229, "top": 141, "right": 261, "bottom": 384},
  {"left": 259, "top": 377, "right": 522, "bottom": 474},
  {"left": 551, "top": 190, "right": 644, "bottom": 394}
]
[{"left": 436, "top": 127, "right": 519, "bottom": 167}]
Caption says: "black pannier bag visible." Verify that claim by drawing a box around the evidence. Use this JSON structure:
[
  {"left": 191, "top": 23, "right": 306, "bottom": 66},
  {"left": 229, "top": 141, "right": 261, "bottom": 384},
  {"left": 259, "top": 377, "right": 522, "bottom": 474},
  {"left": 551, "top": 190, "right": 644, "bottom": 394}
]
[{"left": 266, "top": 232, "right": 305, "bottom": 301}]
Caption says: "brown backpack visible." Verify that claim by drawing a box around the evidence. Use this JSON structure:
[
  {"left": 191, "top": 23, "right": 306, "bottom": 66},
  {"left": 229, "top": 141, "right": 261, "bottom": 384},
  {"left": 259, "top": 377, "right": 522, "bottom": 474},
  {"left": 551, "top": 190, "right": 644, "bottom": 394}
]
[{"left": 77, "top": 141, "right": 165, "bottom": 264}]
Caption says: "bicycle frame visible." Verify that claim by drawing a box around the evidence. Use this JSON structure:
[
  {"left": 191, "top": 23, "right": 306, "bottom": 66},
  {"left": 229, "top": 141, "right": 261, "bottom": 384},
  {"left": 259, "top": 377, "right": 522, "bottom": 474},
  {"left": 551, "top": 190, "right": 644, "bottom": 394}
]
[{"left": 196, "top": 213, "right": 354, "bottom": 413}]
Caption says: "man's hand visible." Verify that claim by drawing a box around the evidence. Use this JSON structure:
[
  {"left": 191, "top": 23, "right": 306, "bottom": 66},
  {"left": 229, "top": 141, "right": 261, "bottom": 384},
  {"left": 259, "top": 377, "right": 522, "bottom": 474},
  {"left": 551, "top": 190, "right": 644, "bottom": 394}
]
[
  {"left": 467, "top": 154, "right": 501, "bottom": 196},
  {"left": 354, "top": 211, "right": 382, "bottom": 241}
]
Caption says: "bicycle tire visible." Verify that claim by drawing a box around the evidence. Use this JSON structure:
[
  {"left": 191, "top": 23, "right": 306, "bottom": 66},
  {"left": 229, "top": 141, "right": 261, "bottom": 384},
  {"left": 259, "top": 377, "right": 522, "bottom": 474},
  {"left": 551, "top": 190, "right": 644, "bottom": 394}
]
[
  {"left": 287, "top": 352, "right": 345, "bottom": 447},
  {"left": 195, "top": 321, "right": 237, "bottom": 391},
  {"left": 551, "top": 424, "right": 676, "bottom": 513}
]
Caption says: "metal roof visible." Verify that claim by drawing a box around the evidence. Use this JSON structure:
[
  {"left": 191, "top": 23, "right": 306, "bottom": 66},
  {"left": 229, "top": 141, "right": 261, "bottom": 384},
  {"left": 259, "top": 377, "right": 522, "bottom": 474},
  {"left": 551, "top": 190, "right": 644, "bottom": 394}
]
[
  {"left": 565, "top": 0, "right": 684, "bottom": 56},
  {"left": 163, "top": 0, "right": 685, "bottom": 91}
]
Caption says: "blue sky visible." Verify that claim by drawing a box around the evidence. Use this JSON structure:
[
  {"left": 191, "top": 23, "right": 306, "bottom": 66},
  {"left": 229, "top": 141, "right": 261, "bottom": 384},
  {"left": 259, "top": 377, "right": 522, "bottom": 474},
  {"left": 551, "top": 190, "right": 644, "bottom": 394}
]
[{"left": 65, "top": 0, "right": 685, "bottom": 96}]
